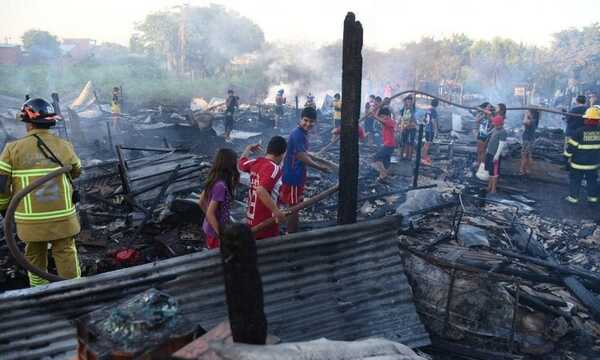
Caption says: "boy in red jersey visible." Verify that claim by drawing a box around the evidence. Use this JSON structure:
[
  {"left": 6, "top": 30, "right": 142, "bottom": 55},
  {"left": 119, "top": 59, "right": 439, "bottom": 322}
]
[{"left": 239, "top": 136, "right": 288, "bottom": 239}]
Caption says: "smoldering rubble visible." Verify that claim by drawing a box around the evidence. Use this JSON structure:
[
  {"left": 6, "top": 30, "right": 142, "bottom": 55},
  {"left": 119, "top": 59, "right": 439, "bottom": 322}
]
[{"left": 1, "top": 90, "right": 600, "bottom": 360}]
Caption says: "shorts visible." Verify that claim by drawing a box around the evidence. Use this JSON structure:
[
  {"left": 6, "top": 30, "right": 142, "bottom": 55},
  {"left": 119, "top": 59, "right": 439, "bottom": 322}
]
[
  {"left": 334, "top": 118, "right": 341, "bottom": 128},
  {"left": 279, "top": 183, "right": 305, "bottom": 206},
  {"left": 400, "top": 128, "right": 416, "bottom": 146},
  {"left": 206, "top": 235, "right": 219, "bottom": 249},
  {"left": 374, "top": 146, "right": 395, "bottom": 169},
  {"left": 425, "top": 130, "right": 434, "bottom": 142},
  {"left": 477, "top": 134, "right": 489, "bottom": 142},
  {"left": 485, "top": 153, "right": 501, "bottom": 177},
  {"left": 364, "top": 117, "right": 374, "bottom": 133},
  {"left": 521, "top": 140, "right": 534, "bottom": 155}
]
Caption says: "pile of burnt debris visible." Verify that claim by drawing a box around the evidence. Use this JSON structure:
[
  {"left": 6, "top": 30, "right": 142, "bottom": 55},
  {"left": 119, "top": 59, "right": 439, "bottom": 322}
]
[{"left": 1, "top": 91, "right": 600, "bottom": 360}]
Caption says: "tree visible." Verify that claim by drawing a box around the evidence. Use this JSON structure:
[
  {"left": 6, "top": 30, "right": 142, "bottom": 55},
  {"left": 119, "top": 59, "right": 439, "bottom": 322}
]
[
  {"left": 21, "top": 30, "right": 61, "bottom": 60},
  {"left": 133, "top": 4, "right": 265, "bottom": 78}
]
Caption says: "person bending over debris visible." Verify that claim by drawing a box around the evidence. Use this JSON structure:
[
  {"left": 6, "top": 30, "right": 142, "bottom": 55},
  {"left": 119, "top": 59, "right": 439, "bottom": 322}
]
[
  {"left": 372, "top": 107, "right": 397, "bottom": 184},
  {"left": 280, "top": 107, "right": 332, "bottom": 233},
  {"left": 519, "top": 109, "right": 540, "bottom": 176},
  {"left": 274, "top": 89, "right": 286, "bottom": 129},
  {"left": 564, "top": 106, "right": 600, "bottom": 205},
  {"left": 398, "top": 95, "right": 417, "bottom": 161},
  {"left": 474, "top": 102, "right": 494, "bottom": 165},
  {"left": 0, "top": 98, "right": 82, "bottom": 287},
  {"left": 199, "top": 148, "right": 239, "bottom": 249},
  {"left": 332, "top": 93, "right": 342, "bottom": 128},
  {"left": 224, "top": 90, "right": 239, "bottom": 142},
  {"left": 239, "top": 137, "right": 288, "bottom": 240},
  {"left": 420, "top": 98, "right": 439, "bottom": 166},
  {"left": 485, "top": 104, "right": 507, "bottom": 193}
]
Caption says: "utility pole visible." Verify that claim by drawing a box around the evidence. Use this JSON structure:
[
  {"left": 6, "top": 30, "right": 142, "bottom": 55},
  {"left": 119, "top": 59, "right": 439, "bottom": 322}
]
[{"left": 337, "top": 12, "right": 363, "bottom": 225}]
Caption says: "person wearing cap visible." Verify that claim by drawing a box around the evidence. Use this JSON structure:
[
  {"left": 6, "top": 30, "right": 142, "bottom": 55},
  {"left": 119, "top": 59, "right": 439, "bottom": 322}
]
[
  {"left": 280, "top": 107, "right": 332, "bottom": 233},
  {"left": 274, "top": 89, "right": 286, "bottom": 129},
  {"left": 564, "top": 106, "right": 600, "bottom": 204},
  {"left": 224, "top": 89, "right": 239, "bottom": 141},
  {"left": 0, "top": 98, "right": 82, "bottom": 287},
  {"left": 484, "top": 104, "right": 507, "bottom": 193},
  {"left": 332, "top": 93, "right": 342, "bottom": 128}
]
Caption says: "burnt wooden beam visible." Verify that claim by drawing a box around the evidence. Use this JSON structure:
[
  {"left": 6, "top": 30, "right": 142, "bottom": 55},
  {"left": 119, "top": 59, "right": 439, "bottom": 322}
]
[
  {"left": 337, "top": 12, "right": 363, "bottom": 225},
  {"left": 221, "top": 223, "right": 267, "bottom": 344}
]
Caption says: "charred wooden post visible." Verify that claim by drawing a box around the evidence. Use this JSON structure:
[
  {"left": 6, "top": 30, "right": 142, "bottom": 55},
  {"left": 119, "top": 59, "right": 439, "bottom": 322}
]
[
  {"left": 220, "top": 223, "right": 267, "bottom": 345},
  {"left": 413, "top": 124, "right": 424, "bottom": 188},
  {"left": 337, "top": 12, "right": 363, "bottom": 225}
]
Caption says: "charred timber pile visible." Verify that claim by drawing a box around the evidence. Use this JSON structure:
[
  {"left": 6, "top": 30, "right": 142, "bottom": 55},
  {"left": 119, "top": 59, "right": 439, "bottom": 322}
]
[{"left": 398, "top": 192, "right": 600, "bottom": 359}]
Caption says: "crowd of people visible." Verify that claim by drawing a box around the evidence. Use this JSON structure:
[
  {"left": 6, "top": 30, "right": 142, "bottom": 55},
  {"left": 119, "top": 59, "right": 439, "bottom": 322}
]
[{"left": 202, "top": 88, "right": 600, "bottom": 249}]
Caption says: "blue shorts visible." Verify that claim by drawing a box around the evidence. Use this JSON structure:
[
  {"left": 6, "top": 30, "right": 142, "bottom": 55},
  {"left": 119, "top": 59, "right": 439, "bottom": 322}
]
[{"left": 374, "top": 146, "right": 395, "bottom": 169}]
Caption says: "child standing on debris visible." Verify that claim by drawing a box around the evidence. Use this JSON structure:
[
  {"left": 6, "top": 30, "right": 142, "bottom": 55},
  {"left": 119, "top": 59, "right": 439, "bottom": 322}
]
[
  {"left": 199, "top": 148, "right": 240, "bottom": 249},
  {"left": 485, "top": 104, "right": 508, "bottom": 193},
  {"left": 475, "top": 102, "right": 494, "bottom": 165},
  {"left": 398, "top": 95, "right": 417, "bottom": 161},
  {"left": 372, "top": 107, "right": 397, "bottom": 183},
  {"left": 519, "top": 109, "right": 540, "bottom": 176},
  {"left": 274, "top": 89, "right": 286, "bottom": 129},
  {"left": 280, "top": 107, "right": 332, "bottom": 233},
  {"left": 239, "top": 137, "right": 288, "bottom": 240},
  {"left": 333, "top": 93, "right": 342, "bottom": 128},
  {"left": 421, "top": 99, "right": 439, "bottom": 166},
  {"left": 364, "top": 95, "right": 376, "bottom": 146},
  {"left": 224, "top": 90, "right": 239, "bottom": 142}
]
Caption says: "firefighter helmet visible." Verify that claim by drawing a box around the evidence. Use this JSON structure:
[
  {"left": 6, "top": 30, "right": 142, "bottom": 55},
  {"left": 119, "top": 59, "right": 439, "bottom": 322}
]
[
  {"left": 583, "top": 106, "right": 600, "bottom": 121},
  {"left": 20, "top": 98, "right": 60, "bottom": 126}
]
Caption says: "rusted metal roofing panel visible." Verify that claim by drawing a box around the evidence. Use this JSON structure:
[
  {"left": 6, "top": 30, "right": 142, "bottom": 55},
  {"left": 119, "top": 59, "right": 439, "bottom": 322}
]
[{"left": 0, "top": 215, "right": 429, "bottom": 359}]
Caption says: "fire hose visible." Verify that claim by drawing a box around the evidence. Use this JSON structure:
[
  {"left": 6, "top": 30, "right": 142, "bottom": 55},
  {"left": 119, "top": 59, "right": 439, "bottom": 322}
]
[
  {"left": 3, "top": 166, "right": 73, "bottom": 282},
  {"left": 251, "top": 184, "right": 339, "bottom": 234},
  {"left": 382, "top": 89, "right": 586, "bottom": 118}
]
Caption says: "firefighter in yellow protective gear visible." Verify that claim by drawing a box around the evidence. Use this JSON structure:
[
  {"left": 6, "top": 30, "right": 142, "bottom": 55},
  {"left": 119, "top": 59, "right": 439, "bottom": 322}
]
[
  {"left": 0, "top": 98, "right": 82, "bottom": 287},
  {"left": 564, "top": 105, "right": 600, "bottom": 204},
  {"left": 111, "top": 86, "right": 122, "bottom": 129},
  {"left": 333, "top": 93, "right": 342, "bottom": 128}
]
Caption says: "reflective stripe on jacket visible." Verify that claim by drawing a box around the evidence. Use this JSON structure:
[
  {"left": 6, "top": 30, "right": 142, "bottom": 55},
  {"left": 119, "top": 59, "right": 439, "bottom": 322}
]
[
  {"left": 0, "top": 129, "right": 81, "bottom": 226},
  {"left": 565, "top": 125, "right": 600, "bottom": 170}
]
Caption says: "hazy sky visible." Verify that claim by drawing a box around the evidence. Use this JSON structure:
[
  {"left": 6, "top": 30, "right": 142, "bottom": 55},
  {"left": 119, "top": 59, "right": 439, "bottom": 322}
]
[{"left": 1, "top": 0, "right": 599, "bottom": 50}]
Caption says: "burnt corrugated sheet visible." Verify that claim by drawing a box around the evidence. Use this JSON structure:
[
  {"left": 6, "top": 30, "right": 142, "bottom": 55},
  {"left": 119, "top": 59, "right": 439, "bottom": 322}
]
[{"left": 0, "top": 215, "right": 429, "bottom": 359}]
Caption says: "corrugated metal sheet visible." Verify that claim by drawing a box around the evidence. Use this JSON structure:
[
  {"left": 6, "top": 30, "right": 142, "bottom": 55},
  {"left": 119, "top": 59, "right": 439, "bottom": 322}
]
[{"left": 0, "top": 215, "right": 429, "bottom": 359}]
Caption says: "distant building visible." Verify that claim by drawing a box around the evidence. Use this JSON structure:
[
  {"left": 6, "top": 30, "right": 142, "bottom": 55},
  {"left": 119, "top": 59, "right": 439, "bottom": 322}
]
[
  {"left": 61, "top": 38, "right": 96, "bottom": 63},
  {"left": 0, "top": 44, "right": 22, "bottom": 65}
]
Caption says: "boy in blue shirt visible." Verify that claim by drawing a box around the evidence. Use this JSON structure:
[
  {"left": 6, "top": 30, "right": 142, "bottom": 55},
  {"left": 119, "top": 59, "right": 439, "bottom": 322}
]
[{"left": 280, "top": 107, "right": 332, "bottom": 233}]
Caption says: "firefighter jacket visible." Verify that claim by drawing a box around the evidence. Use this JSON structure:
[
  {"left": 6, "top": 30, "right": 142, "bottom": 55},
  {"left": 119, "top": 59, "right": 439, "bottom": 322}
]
[
  {"left": 565, "top": 124, "right": 600, "bottom": 170},
  {"left": 333, "top": 99, "right": 342, "bottom": 120},
  {"left": 0, "top": 129, "right": 81, "bottom": 242}
]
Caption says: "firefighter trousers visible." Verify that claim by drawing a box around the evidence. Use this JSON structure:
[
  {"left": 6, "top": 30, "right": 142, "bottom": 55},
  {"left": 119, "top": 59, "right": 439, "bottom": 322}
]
[
  {"left": 25, "top": 236, "right": 81, "bottom": 287},
  {"left": 569, "top": 169, "right": 598, "bottom": 202}
]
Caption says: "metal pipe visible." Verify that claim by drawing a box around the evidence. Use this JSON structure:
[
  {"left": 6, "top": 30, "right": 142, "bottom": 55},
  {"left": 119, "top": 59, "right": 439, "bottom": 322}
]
[{"left": 4, "top": 166, "right": 72, "bottom": 282}]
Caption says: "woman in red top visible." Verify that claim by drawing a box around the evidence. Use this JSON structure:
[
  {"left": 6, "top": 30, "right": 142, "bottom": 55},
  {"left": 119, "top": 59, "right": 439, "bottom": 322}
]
[{"left": 372, "top": 107, "right": 397, "bottom": 183}]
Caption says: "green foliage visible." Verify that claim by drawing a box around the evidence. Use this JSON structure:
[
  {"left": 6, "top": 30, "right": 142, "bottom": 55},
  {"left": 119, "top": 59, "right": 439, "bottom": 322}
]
[
  {"left": 134, "top": 4, "right": 265, "bottom": 77},
  {"left": 21, "top": 30, "right": 61, "bottom": 60}
]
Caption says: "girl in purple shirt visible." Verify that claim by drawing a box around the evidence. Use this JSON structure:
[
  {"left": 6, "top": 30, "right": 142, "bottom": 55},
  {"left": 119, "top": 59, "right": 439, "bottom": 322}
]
[{"left": 199, "top": 148, "right": 239, "bottom": 249}]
